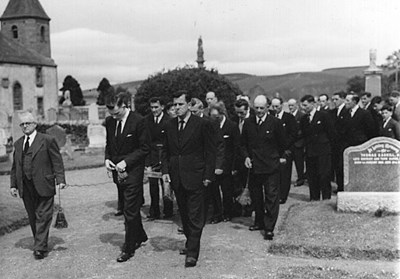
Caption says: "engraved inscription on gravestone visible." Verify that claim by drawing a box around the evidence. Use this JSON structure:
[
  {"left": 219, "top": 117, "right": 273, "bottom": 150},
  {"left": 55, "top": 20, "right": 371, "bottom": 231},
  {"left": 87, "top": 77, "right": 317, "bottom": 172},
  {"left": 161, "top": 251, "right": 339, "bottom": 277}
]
[{"left": 344, "top": 137, "right": 400, "bottom": 192}]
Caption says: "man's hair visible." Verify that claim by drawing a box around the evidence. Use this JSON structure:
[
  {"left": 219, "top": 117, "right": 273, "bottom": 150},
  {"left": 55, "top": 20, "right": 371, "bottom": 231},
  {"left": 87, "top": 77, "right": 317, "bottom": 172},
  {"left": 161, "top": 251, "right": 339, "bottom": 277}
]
[
  {"left": 272, "top": 97, "right": 283, "bottom": 104},
  {"left": 254, "top": 94, "right": 271, "bottom": 106},
  {"left": 209, "top": 101, "right": 227, "bottom": 116},
  {"left": 105, "top": 92, "right": 131, "bottom": 109},
  {"left": 190, "top": 97, "right": 204, "bottom": 109},
  {"left": 333, "top": 91, "right": 346, "bottom": 99},
  {"left": 371, "top": 96, "right": 382, "bottom": 106},
  {"left": 319, "top": 94, "right": 329, "bottom": 100},
  {"left": 173, "top": 90, "right": 191, "bottom": 103},
  {"left": 235, "top": 98, "right": 249, "bottom": 110},
  {"left": 165, "top": 101, "right": 174, "bottom": 111},
  {"left": 381, "top": 104, "right": 393, "bottom": 112},
  {"left": 361, "top": 92, "right": 372, "bottom": 98},
  {"left": 149, "top": 96, "right": 165, "bottom": 106},
  {"left": 300, "top": 95, "right": 315, "bottom": 103},
  {"left": 351, "top": 95, "right": 360, "bottom": 104},
  {"left": 390, "top": 91, "right": 400, "bottom": 98}
]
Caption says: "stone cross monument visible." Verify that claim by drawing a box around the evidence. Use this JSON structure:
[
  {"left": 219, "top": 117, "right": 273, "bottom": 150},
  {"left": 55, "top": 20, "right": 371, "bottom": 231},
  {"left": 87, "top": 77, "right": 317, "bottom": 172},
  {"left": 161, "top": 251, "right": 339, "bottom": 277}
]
[
  {"left": 196, "top": 36, "right": 205, "bottom": 69},
  {"left": 364, "top": 49, "right": 383, "bottom": 96}
]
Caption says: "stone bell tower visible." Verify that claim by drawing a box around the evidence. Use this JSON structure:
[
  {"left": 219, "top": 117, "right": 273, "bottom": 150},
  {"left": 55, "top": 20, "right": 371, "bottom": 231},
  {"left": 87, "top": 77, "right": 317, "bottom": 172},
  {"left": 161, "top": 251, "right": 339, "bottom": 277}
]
[{"left": 0, "top": 0, "right": 52, "bottom": 58}]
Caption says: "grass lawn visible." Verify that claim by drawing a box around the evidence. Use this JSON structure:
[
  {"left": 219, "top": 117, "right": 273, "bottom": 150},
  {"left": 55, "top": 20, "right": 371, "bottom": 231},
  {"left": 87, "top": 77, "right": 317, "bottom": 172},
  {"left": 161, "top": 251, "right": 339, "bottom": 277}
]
[
  {"left": 269, "top": 200, "right": 400, "bottom": 260},
  {"left": 0, "top": 150, "right": 105, "bottom": 235}
]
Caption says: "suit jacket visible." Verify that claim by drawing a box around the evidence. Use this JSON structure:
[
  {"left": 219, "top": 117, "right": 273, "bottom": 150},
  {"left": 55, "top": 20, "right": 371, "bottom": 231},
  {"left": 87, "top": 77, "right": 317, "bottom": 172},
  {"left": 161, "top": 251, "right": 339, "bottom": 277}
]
[
  {"left": 380, "top": 118, "right": 400, "bottom": 140},
  {"left": 10, "top": 132, "right": 65, "bottom": 197},
  {"left": 241, "top": 114, "right": 286, "bottom": 174},
  {"left": 105, "top": 111, "right": 150, "bottom": 184},
  {"left": 278, "top": 111, "right": 297, "bottom": 151},
  {"left": 293, "top": 110, "right": 305, "bottom": 148},
  {"left": 392, "top": 104, "right": 400, "bottom": 122},
  {"left": 344, "top": 108, "right": 375, "bottom": 147},
  {"left": 145, "top": 113, "right": 170, "bottom": 166},
  {"left": 203, "top": 115, "right": 225, "bottom": 170},
  {"left": 162, "top": 114, "right": 216, "bottom": 190},
  {"left": 219, "top": 118, "right": 241, "bottom": 173},
  {"left": 330, "top": 106, "right": 348, "bottom": 147},
  {"left": 366, "top": 105, "right": 381, "bottom": 137},
  {"left": 300, "top": 111, "right": 336, "bottom": 158}
]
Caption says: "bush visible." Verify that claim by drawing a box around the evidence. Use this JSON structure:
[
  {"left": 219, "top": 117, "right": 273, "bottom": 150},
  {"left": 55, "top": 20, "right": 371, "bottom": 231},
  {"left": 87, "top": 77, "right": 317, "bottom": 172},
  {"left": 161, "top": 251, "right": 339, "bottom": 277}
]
[
  {"left": 37, "top": 123, "right": 89, "bottom": 146},
  {"left": 134, "top": 66, "right": 243, "bottom": 117}
]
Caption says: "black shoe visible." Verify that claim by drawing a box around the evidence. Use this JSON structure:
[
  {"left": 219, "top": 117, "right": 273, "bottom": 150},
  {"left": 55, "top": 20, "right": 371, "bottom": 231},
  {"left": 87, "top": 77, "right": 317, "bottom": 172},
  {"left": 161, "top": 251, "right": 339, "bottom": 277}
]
[
  {"left": 134, "top": 235, "right": 148, "bottom": 250},
  {"left": 279, "top": 199, "right": 286, "bottom": 204},
  {"left": 264, "top": 231, "right": 274, "bottom": 240},
  {"left": 223, "top": 216, "right": 231, "bottom": 222},
  {"left": 179, "top": 248, "right": 187, "bottom": 255},
  {"left": 295, "top": 179, "right": 305, "bottom": 186},
  {"left": 33, "top": 250, "right": 45, "bottom": 260},
  {"left": 177, "top": 227, "right": 184, "bottom": 234},
  {"left": 249, "top": 225, "right": 263, "bottom": 231},
  {"left": 146, "top": 215, "right": 160, "bottom": 221},
  {"left": 116, "top": 252, "right": 134, "bottom": 262},
  {"left": 114, "top": 210, "right": 123, "bottom": 216},
  {"left": 185, "top": 256, "right": 197, "bottom": 267}
]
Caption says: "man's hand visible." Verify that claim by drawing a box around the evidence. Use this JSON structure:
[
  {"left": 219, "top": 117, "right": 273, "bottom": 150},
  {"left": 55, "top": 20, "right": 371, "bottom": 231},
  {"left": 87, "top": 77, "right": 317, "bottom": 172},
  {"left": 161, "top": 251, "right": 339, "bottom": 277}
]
[
  {"left": 115, "top": 160, "right": 127, "bottom": 172},
  {"left": 244, "top": 157, "right": 252, "bottom": 169},
  {"left": 10, "top": 188, "right": 18, "bottom": 198},
  {"left": 215, "top": 169, "right": 223, "bottom": 175},
  {"left": 203, "top": 179, "right": 211, "bottom": 187},
  {"left": 279, "top": 158, "right": 287, "bottom": 164},
  {"left": 105, "top": 159, "right": 115, "bottom": 171},
  {"left": 284, "top": 150, "right": 292, "bottom": 157},
  {"left": 57, "top": 183, "right": 67, "bottom": 189},
  {"left": 162, "top": 174, "right": 171, "bottom": 183},
  {"left": 232, "top": 170, "right": 238, "bottom": 176}
]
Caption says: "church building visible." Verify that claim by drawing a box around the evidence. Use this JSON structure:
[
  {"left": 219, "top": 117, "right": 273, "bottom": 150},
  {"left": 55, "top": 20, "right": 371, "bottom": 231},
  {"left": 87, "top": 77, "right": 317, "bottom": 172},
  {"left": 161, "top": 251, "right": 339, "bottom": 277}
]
[{"left": 0, "top": 0, "right": 58, "bottom": 121}]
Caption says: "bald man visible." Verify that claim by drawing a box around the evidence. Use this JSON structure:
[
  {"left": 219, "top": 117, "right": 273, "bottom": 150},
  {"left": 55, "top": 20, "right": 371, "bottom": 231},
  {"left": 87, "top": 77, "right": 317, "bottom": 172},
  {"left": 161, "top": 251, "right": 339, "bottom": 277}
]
[
  {"left": 241, "top": 95, "right": 286, "bottom": 240},
  {"left": 203, "top": 91, "right": 219, "bottom": 117},
  {"left": 10, "top": 112, "right": 66, "bottom": 260}
]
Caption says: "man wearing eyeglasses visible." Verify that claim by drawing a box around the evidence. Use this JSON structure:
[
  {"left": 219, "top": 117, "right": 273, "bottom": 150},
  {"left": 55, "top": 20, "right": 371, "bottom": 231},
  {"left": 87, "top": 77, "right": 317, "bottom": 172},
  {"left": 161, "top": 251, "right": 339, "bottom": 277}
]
[
  {"left": 104, "top": 92, "right": 150, "bottom": 263},
  {"left": 10, "top": 111, "right": 66, "bottom": 260}
]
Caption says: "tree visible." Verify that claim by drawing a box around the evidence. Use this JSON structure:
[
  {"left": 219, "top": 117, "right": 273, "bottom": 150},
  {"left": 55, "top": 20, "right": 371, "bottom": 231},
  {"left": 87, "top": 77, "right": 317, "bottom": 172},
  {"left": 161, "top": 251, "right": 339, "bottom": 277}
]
[
  {"left": 346, "top": 75, "right": 365, "bottom": 94},
  {"left": 383, "top": 50, "right": 400, "bottom": 90},
  {"left": 59, "top": 75, "right": 85, "bottom": 106},
  {"left": 134, "top": 66, "right": 242, "bottom": 116},
  {"left": 96, "top": 78, "right": 114, "bottom": 105}
]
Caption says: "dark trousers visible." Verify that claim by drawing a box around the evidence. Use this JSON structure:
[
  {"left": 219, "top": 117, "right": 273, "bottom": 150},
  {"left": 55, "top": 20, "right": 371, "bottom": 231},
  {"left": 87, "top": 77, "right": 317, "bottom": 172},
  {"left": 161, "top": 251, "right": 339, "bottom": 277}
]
[
  {"left": 22, "top": 178, "right": 54, "bottom": 252},
  {"left": 206, "top": 173, "right": 234, "bottom": 219},
  {"left": 116, "top": 183, "right": 125, "bottom": 212},
  {"left": 306, "top": 154, "right": 332, "bottom": 201},
  {"left": 249, "top": 172, "right": 280, "bottom": 232},
  {"left": 175, "top": 182, "right": 205, "bottom": 260},
  {"left": 279, "top": 154, "right": 293, "bottom": 202},
  {"left": 149, "top": 177, "right": 173, "bottom": 217},
  {"left": 293, "top": 146, "right": 306, "bottom": 181},
  {"left": 121, "top": 174, "right": 147, "bottom": 253},
  {"left": 332, "top": 145, "right": 345, "bottom": 192}
]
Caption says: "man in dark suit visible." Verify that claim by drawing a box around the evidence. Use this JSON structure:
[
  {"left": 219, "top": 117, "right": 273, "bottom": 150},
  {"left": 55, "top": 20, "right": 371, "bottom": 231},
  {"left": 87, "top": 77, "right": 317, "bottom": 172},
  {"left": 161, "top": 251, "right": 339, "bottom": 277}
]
[
  {"left": 10, "top": 111, "right": 66, "bottom": 260},
  {"left": 344, "top": 93, "right": 375, "bottom": 147},
  {"left": 209, "top": 101, "right": 241, "bottom": 222},
  {"left": 145, "top": 97, "right": 173, "bottom": 220},
  {"left": 105, "top": 92, "right": 150, "bottom": 262},
  {"left": 317, "top": 94, "right": 330, "bottom": 112},
  {"left": 271, "top": 97, "right": 298, "bottom": 204},
  {"left": 161, "top": 90, "right": 216, "bottom": 267},
  {"left": 380, "top": 105, "right": 400, "bottom": 140},
  {"left": 330, "top": 91, "right": 348, "bottom": 192},
  {"left": 241, "top": 95, "right": 286, "bottom": 240},
  {"left": 361, "top": 92, "right": 380, "bottom": 137},
  {"left": 300, "top": 95, "right": 336, "bottom": 201},
  {"left": 288, "top": 98, "right": 306, "bottom": 186}
]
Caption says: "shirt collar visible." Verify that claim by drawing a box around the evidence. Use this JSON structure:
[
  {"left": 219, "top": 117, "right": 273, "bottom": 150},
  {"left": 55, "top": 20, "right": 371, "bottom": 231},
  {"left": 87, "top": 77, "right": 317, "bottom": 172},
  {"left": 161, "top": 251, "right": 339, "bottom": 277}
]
[
  {"left": 155, "top": 111, "right": 164, "bottom": 121},
  {"left": 292, "top": 109, "right": 298, "bottom": 116},
  {"left": 120, "top": 108, "right": 129, "bottom": 123},
  {"left": 180, "top": 111, "right": 191, "bottom": 123},
  {"left": 257, "top": 113, "right": 268, "bottom": 123},
  {"left": 277, "top": 110, "right": 284, "bottom": 119},
  {"left": 25, "top": 130, "right": 37, "bottom": 142},
  {"left": 245, "top": 109, "right": 250, "bottom": 119},
  {"left": 309, "top": 107, "right": 317, "bottom": 118},
  {"left": 351, "top": 105, "right": 359, "bottom": 114},
  {"left": 384, "top": 117, "right": 391, "bottom": 126},
  {"left": 220, "top": 115, "right": 226, "bottom": 128}
]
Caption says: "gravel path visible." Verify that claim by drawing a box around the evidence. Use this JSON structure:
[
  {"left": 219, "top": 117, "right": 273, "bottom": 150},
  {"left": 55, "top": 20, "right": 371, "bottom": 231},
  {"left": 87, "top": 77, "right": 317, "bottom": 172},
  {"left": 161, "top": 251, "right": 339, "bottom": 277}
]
[{"left": 0, "top": 167, "right": 398, "bottom": 279}]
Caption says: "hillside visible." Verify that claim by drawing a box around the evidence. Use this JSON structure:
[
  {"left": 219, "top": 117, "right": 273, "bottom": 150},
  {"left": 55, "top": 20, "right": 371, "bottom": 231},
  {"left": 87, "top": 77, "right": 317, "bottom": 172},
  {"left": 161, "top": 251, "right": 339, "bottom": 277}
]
[{"left": 84, "top": 65, "right": 389, "bottom": 103}]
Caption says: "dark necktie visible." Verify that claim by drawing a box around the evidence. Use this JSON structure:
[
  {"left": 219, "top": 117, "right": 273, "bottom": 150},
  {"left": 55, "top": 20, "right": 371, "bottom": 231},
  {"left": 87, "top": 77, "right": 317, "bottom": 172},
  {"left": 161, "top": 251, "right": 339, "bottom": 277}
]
[
  {"left": 24, "top": 136, "right": 30, "bottom": 154},
  {"left": 116, "top": 120, "right": 122, "bottom": 144},
  {"left": 179, "top": 120, "right": 185, "bottom": 131},
  {"left": 257, "top": 118, "right": 262, "bottom": 126},
  {"left": 307, "top": 113, "right": 311, "bottom": 123},
  {"left": 155, "top": 116, "right": 159, "bottom": 124}
]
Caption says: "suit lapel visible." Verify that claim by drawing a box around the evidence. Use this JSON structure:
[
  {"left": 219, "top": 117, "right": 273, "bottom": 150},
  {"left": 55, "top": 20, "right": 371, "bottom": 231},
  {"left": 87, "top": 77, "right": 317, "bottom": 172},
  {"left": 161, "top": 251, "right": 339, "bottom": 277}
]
[
  {"left": 15, "top": 137, "right": 24, "bottom": 166},
  {"left": 31, "top": 133, "right": 44, "bottom": 159},
  {"left": 179, "top": 115, "right": 196, "bottom": 148}
]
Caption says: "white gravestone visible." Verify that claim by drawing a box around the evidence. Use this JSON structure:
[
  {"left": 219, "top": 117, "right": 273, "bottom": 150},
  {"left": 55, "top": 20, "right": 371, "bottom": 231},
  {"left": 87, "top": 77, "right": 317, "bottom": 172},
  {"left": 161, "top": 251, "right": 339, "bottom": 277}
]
[
  {"left": 0, "top": 128, "right": 7, "bottom": 157},
  {"left": 87, "top": 124, "right": 106, "bottom": 148},
  {"left": 88, "top": 103, "right": 100, "bottom": 124}
]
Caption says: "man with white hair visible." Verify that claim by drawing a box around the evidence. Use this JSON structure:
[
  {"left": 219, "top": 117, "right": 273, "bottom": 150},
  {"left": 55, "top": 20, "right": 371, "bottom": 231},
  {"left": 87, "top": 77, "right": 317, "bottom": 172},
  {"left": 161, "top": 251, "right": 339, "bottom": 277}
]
[
  {"left": 10, "top": 111, "right": 66, "bottom": 260},
  {"left": 241, "top": 95, "right": 286, "bottom": 240},
  {"left": 203, "top": 91, "right": 219, "bottom": 117}
]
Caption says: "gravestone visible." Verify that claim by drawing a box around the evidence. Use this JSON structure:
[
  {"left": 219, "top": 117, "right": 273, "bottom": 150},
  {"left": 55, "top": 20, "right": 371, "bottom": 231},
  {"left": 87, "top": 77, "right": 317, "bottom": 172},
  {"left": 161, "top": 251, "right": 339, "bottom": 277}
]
[
  {"left": 338, "top": 137, "right": 400, "bottom": 213},
  {"left": 70, "top": 107, "right": 82, "bottom": 121},
  {"left": 47, "top": 108, "right": 57, "bottom": 122},
  {"left": 0, "top": 128, "right": 7, "bottom": 160},
  {"left": 0, "top": 111, "right": 8, "bottom": 128},
  {"left": 88, "top": 103, "right": 100, "bottom": 123},
  {"left": 87, "top": 124, "right": 106, "bottom": 149},
  {"left": 46, "top": 125, "right": 67, "bottom": 148}
]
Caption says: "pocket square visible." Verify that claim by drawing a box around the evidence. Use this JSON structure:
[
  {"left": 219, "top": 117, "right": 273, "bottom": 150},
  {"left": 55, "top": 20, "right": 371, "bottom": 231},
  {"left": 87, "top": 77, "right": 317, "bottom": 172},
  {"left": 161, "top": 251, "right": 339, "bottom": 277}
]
[
  {"left": 317, "top": 121, "right": 321, "bottom": 124},
  {"left": 283, "top": 123, "right": 286, "bottom": 127},
  {"left": 223, "top": 135, "right": 230, "bottom": 138},
  {"left": 126, "top": 134, "right": 133, "bottom": 138},
  {"left": 388, "top": 128, "right": 392, "bottom": 131},
  {"left": 266, "top": 130, "right": 270, "bottom": 134}
]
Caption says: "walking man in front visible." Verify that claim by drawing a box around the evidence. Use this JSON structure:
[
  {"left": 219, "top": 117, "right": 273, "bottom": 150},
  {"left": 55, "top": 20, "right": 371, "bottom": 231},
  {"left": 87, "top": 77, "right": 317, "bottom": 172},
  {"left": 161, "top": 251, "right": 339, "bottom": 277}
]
[
  {"left": 241, "top": 95, "right": 286, "bottom": 240},
  {"left": 105, "top": 92, "right": 150, "bottom": 262},
  {"left": 162, "top": 90, "right": 216, "bottom": 267}
]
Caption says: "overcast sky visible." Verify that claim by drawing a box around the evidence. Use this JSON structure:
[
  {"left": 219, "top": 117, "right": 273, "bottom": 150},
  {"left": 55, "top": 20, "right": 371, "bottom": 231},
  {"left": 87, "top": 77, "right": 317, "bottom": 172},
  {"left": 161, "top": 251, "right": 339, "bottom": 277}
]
[{"left": 1, "top": 0, "right": 399, "bottom": 89}]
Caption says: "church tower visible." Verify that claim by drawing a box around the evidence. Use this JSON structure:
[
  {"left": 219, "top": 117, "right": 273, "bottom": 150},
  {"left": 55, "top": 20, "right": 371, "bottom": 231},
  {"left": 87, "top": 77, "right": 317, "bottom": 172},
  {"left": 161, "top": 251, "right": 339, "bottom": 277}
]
[{"left": 0, "top": 0, "right": 51, "bottom": 58}]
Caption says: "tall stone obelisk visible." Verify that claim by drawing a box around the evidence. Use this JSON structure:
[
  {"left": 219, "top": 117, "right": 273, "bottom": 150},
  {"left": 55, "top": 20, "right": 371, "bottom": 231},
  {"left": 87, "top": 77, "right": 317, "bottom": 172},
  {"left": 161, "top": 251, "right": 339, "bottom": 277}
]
[
  {"left": 364, "top": 49, "right": 383, "bottom": 96},
  {"left": 196, "top": 36, "right": 205, "bottom": 69}
]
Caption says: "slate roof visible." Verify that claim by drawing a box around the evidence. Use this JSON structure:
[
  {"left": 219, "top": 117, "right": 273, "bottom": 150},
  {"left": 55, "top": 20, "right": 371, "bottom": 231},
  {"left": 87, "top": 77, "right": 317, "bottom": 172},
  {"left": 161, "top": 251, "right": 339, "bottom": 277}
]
[
  {"left": 0, "top": 0, "right": 50, "bottom": 21},
  {"left": 0, "top": 33, "right": 55, "bottom": 67}
]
